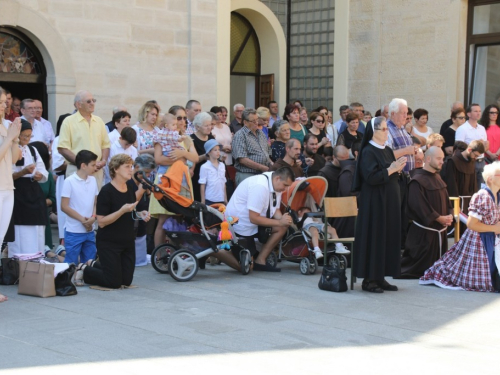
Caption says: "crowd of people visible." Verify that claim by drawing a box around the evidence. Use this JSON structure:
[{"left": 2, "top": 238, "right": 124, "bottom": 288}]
[{"left": 1, "top": 85, "right": 499, "bottom": 303}]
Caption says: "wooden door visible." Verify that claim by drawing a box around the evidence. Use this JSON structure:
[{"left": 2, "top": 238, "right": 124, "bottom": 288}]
[{"left": 257, "top": 74, "right": 274, "bottom": 107}]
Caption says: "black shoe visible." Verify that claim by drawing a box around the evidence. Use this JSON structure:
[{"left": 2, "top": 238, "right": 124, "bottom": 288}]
[
  {"left": 361, "top": 280, "right": 384, "bottom": 293},
  {"left": 198, "top": 256, "right": 208, "bottom": 270},
  {"left": 253, "top": 262, "right": 281, "bottom": 272},
  {"left": 378, "top": 279, "right": 398, "bottom": 291}
]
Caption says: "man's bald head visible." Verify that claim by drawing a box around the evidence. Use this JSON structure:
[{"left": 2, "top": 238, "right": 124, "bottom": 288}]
[
  {"left": 425, "top": 146, "right": 444, "bottom": 159},
  {"left": 333, "top": 145, "right": 349, "bottom": 161},
  {"left": 424, "top": 146, "right": 445, "bottom": 173}
]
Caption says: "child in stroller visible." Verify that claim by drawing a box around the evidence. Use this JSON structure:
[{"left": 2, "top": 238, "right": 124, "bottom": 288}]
[
  {"left": 297, "top": 206, "right": 351, "bottom": 259},
  {"left": 136, "top": 161, "right": 252, "bottom": 281}
]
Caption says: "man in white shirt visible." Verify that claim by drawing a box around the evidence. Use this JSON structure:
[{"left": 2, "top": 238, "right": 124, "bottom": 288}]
[
  {"left": 33, "top": 100, "right": 55, "bottom": 148},
  {"left": 20, "top": 99, "right": 48, "bottom": 145},
  {"left": 455, "top": 103, "right": 487, "bottom": 186},
  {"left": 225, "top": 167, "right": 294, "bottom": 272}
]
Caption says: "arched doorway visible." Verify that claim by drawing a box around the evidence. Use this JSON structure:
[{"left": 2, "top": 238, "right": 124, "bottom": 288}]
[
  {"left": 0, "top": 27, "right": 47, "bottom": 117},
  {"left": 230, "top": 12, "right": 264, "bottom": 113}
]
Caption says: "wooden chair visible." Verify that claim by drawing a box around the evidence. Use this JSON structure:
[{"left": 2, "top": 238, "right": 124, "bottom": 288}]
[{"left": 323, "top": 196, "right": 358, "bottom": 290}]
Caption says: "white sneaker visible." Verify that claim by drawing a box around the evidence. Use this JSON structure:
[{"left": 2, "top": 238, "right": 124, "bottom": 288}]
[
  {"left": 335, "top": 245, "right": 350, "bottom": 255},
  {"left": 313, "top": 249, "right": 323, "bottom": 259}
]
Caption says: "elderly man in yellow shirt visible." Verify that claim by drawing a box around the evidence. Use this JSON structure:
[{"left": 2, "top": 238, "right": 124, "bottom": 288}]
[{"left": 58, "top": 90, "right": 110, "bottom": 189}]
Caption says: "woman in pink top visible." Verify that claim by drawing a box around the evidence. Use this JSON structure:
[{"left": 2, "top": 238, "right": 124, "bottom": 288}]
[
  {"left": 0, "top": 87, "right": 22, "bottom": 302},
  {"left": 482, "top": 104, "right": 500, "bottom": 161}
]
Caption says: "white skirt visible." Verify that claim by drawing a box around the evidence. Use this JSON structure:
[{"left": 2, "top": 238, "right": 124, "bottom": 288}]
[
  {"left": 56, "top": 175, "right": 67, "bottom": 239},
  {"left": 8, "top": 225, "right": 45, "bottom": 257}
]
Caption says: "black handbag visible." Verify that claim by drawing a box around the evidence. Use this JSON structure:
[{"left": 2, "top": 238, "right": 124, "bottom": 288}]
[
  {"left": 0, "top": 258, "right": 19, "bottom": 285},
  {"left": 318, "top": 265, "right": 348, "bottom": 292},
  {"left": 54, "top": 264, "right": 77, "bottom": 296}
]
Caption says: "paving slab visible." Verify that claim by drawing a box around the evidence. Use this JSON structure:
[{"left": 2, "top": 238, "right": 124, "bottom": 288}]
[{"left": 0, "top": 259, "right": 499, "bottom": 374}]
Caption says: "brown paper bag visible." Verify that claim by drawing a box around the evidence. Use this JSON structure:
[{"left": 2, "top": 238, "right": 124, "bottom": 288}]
[{"left": 18, "top": 261, "right": 56, "bottom": 298}]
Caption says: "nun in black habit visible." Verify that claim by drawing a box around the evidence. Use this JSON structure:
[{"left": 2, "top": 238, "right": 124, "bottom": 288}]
[{"left": 351, "top": 117, "right": 407, "bottom": 293}]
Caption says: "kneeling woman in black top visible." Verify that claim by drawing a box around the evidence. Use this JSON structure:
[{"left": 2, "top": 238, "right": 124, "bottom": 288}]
[{"left": 77, "top": 154, "right": 150, "bottom": 288}]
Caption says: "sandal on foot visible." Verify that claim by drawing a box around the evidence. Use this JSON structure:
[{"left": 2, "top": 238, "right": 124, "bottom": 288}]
[{"left": 72, "top": 264, "right": 86, "bottom": 286}]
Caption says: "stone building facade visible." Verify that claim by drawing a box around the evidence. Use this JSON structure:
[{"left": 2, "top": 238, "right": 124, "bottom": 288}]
[{"left": 0, "top": 0, "right": 497, "bottom": 132}]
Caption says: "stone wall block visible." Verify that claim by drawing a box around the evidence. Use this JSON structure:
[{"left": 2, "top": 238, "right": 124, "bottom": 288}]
[
  {"left": 47, "top": 1, "right": 84, "bottom": 17},
  {"left": 135, "top": 0, "right": 167, "bottom": 9},
  {"left": 131, "top": 25, "right": 175, "bottom": 44}
]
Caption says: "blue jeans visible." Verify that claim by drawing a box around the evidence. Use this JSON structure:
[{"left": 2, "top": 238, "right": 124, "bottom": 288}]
[{"left": 64, "top": 230, "right": 96, "bottom": 265}]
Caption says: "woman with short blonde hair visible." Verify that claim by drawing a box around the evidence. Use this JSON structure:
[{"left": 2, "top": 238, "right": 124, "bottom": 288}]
[{"left": 132, "top": 101, "right": 161, "bottom": 155}]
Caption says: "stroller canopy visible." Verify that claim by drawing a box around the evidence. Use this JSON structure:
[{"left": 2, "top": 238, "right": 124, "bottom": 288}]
[{"left": 281, "top": 176, "right": 328, "bottom": 212}]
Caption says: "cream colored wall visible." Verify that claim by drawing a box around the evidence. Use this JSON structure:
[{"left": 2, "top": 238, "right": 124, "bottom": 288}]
[
  {"left": 345, "top": 0, "right": 468, "bottom": 130},
  {"left": 1, "top": 0, "right": 218, "bottom": 125}
]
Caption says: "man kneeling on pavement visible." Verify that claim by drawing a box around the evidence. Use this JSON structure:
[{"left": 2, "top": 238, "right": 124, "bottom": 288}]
[{"left": 225, "top": 167, "right": 295, "bottom": 272}]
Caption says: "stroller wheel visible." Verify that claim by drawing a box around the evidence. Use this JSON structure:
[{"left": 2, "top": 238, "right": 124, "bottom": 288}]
[
  {"left": 168, "top": 249, "right": 199, "bottom": 282},
  {"left": 151, "top": 244, "right": 177, "bottom": 274},
  {"left": 328, "top": 254, "right": 346, "bottom": 270},
  {"left": 266, "top": 251, "right": 278, "bottom": 268},
  {"left": 338, "top": 254, "right": 348, "bottom": 269},
  {"left": 299, "top": 257, "right": 310, "bottom": 275},
  {"left": 240, "top": 249, "right": 251, "bottom": 275},
  {"left": 328, "top": 254, "right": 340, "bottom": 269},
  {"left": 308, "top": 255, "right": 318, "bottom": 275}
]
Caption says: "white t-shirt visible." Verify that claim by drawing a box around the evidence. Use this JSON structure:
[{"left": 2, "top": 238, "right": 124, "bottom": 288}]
[
  {"left": 413, "top": 126, "right": 433, "bottom": 150},
  {"left": 455, "top": 121, "right": 487, "bottom": 158},
  {"left": 20, "top": 116, "right": 47, "bottom": 144},
  {"left": 61, "top": 173, "right": 98, "bottom": 233},
  {"left": 51, "top": 137, "right": 66, "bottom": 171},
  {"left": 39, "top": 117, "right": 55, "bottom": 145},
  {"left": 108, "top": 129, "right": 120, "bottom": 145},
  {"left": 198, "top": 160, "right": 226, "bottom": 202},
  {"left": 226, "top": 172, "right": 281, "bottom": 236},
  {"left": 104, "top": 140, "right": 138, "bottom": 184},
  {"left": 455, "top": 121, "right": 487, "bottom": 144}
]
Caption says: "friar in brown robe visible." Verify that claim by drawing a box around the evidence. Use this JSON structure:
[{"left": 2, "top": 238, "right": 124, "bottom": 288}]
[
  {"left": 400, "top": 147, "right": 453, "bottom": 279},
  {"left": 440, "top": 141, "right": 484, "bottom": 212}
]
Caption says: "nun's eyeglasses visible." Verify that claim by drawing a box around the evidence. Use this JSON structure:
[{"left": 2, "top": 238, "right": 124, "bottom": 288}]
[{"left": 375, "top": 127, "right": 389, "bottom": 132}]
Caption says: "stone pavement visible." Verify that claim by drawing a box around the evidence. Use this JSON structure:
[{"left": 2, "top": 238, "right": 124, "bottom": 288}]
[{"left": 0, "top": 257, "right": 499, "bottom": 375}]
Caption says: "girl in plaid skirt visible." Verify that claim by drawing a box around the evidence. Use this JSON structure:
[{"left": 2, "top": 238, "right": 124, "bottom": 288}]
[{"left": 420, "top": 162, "right": 500, "bottom": 292}]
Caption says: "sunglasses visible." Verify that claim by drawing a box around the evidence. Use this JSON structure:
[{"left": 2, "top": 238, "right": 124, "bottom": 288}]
[
  {"left": 177, "top": 116, "right": 187, "bottom": 121},
  {"left": 456, "top": 116, "right": 466, "bottom": 120},
  {"left": 490, "top": 112, "right": 499, "bottom": 115},
  {"left": 84, "top": 99, "right": 97, "bottom": 104},
  {"left": 315, "top": 119, "right": 324, "bottom": 123}
]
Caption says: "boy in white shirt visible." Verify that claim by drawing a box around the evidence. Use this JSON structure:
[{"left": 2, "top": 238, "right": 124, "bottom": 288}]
[
  {"left": 61, "top": 150, "right": 99, "bottom": 265},
  {"left": 104, "top": 127, "right": 138, "bottom": 184},
  {"left": 297, "top": 206, "right": 350, "bottom": 259},
  {"left": 199, "top": 139, "right": 227, "bottom": 205}
]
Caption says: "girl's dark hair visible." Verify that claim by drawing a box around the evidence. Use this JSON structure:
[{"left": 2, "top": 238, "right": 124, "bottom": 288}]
[{"left": 479, "top": 104, "right": 500, "bottom": 130}]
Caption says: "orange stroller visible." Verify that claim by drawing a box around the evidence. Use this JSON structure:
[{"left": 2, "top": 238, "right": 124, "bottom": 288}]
[{"left": 277, "top": 176, "right": 349, "bottom": 274}]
